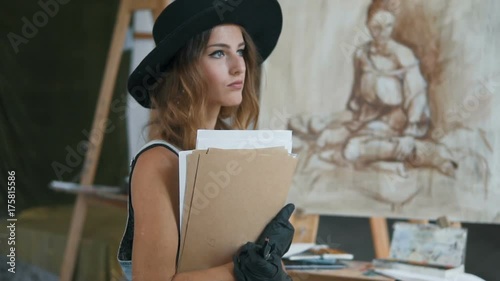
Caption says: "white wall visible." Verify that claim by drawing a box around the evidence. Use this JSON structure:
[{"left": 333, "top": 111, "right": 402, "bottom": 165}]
[{"left": 126, "top": 10, "right": 156, "bottom": 161}]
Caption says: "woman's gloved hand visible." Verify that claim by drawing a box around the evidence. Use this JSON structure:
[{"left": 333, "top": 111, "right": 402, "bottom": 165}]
[
  {"left": 256, "top": 203, "right": 295, "bottom": 257},
  {"left": 233, "top": 242, "right": 291, "bottom": 281}
]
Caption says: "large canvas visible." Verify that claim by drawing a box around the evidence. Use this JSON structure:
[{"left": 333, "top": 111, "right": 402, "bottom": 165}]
[{"left": 259, "top": 0, "right": 500, "bottom": 223}]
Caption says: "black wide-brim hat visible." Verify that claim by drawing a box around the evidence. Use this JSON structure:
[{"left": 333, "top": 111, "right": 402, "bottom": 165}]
[{"left": 128, "top": 0, "right": 283, "bottom": 108}]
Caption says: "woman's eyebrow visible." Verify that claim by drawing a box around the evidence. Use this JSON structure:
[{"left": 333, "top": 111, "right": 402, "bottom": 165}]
[{"left": 207, "top": 42, "right": 246, "bottom": 48}]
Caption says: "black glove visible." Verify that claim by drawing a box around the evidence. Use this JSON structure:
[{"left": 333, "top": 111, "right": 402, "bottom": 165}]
[
  {"left": 233, "top": 242, "right": 292, "bottom": 281},
  {"left": 256, "top": 203, "right": 295, "bottom": 257}
]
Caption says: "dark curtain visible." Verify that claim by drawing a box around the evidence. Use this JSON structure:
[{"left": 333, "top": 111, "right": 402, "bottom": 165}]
[{"left": 1, "top": 0, "right": 130, "bottom": 215}]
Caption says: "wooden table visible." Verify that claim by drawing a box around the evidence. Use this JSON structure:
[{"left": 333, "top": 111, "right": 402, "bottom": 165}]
[{"left": 289, "top": 261, "right": 394, "bottom": 281}]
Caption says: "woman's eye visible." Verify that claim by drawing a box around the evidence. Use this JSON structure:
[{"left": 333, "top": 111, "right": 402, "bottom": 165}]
[
  {"left": 237, "top": 49, "right": 245, "bottom": 56},
  {"left": 210, "top": 50, "right": 224, "bottom": 58}
]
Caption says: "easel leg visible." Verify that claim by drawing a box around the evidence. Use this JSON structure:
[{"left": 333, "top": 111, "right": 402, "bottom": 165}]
[
  {"left": 370, "top": 217, "right": 390, "bottom": 258},
  {"left": 59, "top": 0, "right": 133, "bottom": 280}
]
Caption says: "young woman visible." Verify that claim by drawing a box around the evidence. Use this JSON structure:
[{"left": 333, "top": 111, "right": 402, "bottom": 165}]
[{"left": 117, "top": 0, "right": 294, "bottom": 280}]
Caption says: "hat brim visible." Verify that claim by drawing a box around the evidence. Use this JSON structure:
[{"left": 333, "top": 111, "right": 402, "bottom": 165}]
[{"left": 128, "top": 0, "right": 283, "bottom": 108}]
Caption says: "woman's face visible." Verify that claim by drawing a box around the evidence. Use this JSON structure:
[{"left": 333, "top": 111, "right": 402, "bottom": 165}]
[
  {"left": 367, "top": 10, "right": 395, "bottom": 43},
  {"left": 199, "top": 24, "right": 246, "bottom": 110}
]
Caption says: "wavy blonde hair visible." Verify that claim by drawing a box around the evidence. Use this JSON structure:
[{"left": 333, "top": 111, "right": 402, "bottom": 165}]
[{"left": 148, "top": 26, "right": 261, "bottom": 150}]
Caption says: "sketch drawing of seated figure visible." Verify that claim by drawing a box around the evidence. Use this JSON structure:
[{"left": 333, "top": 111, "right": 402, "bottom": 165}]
[
  {"left": 286, "top": 0, "right": 458, "bottom": 179},
  {"left": 341, "top": 0, "right": 457, "bottom": 177}
]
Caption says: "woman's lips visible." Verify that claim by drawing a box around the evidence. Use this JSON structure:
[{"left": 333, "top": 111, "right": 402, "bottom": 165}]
[{"left": 228, "top": 80, "right": 243, "bottom": 90}]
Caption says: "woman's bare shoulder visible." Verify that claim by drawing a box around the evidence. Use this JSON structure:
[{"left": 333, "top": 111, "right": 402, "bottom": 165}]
[
  {"left": 130, "top": 146, "right": 179, "bottom": 208},
  {"left": 133, "top": 146, "right": 179, "bottom": 175}
]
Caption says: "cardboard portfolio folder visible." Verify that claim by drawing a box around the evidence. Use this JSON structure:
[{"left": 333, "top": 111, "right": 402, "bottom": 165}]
[{"left": 177, "top": 147, "right": 297, "bottom": 272}]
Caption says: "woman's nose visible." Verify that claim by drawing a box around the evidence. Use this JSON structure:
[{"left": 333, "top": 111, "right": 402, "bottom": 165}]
[{"left": 230, "top": 55, "right": 245, "bottom": 76}]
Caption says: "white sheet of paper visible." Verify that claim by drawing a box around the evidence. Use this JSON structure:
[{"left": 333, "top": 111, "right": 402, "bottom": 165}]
[
  {"left": 179, "top": 130, "right": 293, "bottom": 233},
  {"left": 282, "top": 243, "right": 317, "bottom": 258},
  {"left": 179, "top": 150, "right": 193, "bottom": 225},
  {"left": 196, "top": 129, "right": 293, "bottom": 154}
]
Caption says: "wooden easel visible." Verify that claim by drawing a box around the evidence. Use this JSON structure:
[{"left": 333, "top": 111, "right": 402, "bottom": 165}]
[
  {"left": 291, "top": 211, "right": 391, "bottom": 258},
  {"left": 59, "top": 1, "right": 170, "bottom": 280},
  {"left": 291, "top": 213, "right": 462, "bottom": 261},
  {"left": 370, "top": 217, "right": 390, "bottom": 258}
]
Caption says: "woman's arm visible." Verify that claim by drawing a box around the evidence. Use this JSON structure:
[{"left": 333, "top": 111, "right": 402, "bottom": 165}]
[
  {"left": 130, "top": 147, "right": 236, "bottom": 281},
  {"left": 174, "top": 262, "right": 234, "bottom": 281}
]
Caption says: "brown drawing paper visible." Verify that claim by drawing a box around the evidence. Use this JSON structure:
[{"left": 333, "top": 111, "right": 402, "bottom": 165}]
[{"left": 177, "top": 148, "right": 297, "bottom": 272}]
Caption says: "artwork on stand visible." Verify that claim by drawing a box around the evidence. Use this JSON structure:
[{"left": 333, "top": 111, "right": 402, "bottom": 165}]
[
  {"left": 389, "top": 222, "right": 467, "bottom": 267},
  {"left": 259, "top": 0, "right": 500, "bottom": 223}
]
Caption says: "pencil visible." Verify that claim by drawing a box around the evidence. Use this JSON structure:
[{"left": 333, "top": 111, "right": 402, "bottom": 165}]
[{"left": 262, "top": 238, "right": 271, "bottom": 260}]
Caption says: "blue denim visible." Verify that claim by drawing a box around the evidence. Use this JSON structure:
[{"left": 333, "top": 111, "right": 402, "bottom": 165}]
[
  {"left": 117, "top": 201, "right": 134, "bottom": 281},
  {"left": 118, "top": 259, "right": 132, "bottom": 281}
]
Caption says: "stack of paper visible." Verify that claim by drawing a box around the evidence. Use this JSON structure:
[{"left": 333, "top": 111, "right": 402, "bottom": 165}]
[
  {"left": 285, "top": 244, "right": 354, "bottom": 261},
  {"left": 282, "top": 243, "right": 352, "bottom": 271},
  {"left": 373, "top": 259, "right": 465, "bottom": 279},
  {"left": 373, "top": 269, "right": 486, "bottom": 281},
  {"left": 177, "top": 130, "right": 298, "bottom": 272}
]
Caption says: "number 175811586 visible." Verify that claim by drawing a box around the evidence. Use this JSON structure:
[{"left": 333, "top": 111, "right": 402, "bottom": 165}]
[{"left": 7, "top": 171, "right": 15, "bottom": 218}]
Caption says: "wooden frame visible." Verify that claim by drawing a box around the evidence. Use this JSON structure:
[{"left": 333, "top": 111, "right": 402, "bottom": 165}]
[{"left": 290, "top": 212, "right": 390, "bottom": 259}]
